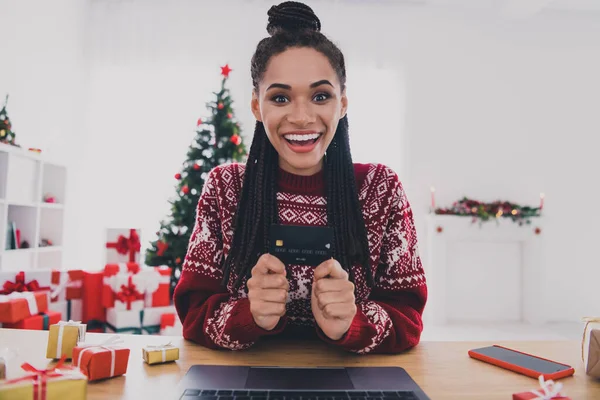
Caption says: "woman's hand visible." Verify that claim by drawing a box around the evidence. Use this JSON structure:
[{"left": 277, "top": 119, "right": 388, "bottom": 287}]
[
  {"left": 311, "top": 259, "right": 357, "bottom": 341},
  {"left": 247, "top": 254, "right": 289, "bottom": 331}
]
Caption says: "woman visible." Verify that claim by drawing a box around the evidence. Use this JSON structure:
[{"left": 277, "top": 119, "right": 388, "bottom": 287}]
[{"left": 174, "top": 1, "right": 427, "bottom": 354}]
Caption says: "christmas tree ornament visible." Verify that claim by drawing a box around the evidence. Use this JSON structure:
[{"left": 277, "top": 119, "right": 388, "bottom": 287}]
[
  {"left": 193, "top": 164, "right": 200, "bottom": 170},
  {"left": 218, "top": 103, "right": 224, "bottom": 110},
  {"left": 227, "top": 113, "right": 233, "bottom": 119},
  {"left": 182, "top": 186, "right": 189, "bottom": 194},
  {"left": 231, "top": 134, "right": 242, "bottom": 146},
  {"left": 0, "top": 130, "right": 5, "bottom": 138},
  {"left": 175, "top": 173, "right": 181, "bottom": 180},
  {"left": 175, "top": 257, "right": 182, "bottom": 264},
  {"left": 197, "top": 118, "right": 203, "bottom": 126}
]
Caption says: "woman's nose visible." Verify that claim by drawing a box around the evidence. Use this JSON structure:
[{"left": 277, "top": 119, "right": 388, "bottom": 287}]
[{"left": 287, "top": 102, "right": 315, "bottom": 126}]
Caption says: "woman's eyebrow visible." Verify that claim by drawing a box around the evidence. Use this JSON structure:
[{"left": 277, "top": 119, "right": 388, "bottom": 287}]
[{"left": 266, "top": 80, "right": 334, "bottom": 92}]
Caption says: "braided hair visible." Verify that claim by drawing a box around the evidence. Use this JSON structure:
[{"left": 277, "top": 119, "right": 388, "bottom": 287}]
[{"left": 222, "top": 1, "right": 372, "bottom": 290}]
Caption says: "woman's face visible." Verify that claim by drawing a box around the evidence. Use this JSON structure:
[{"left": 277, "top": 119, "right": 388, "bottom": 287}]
[{"left": 252, "top": 47, "right": 347, "bottom": 176}]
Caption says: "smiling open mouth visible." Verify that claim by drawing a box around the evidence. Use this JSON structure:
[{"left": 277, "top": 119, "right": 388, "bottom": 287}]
[{"left": 283, "top": 133, "right": 322, "bottom": 147}]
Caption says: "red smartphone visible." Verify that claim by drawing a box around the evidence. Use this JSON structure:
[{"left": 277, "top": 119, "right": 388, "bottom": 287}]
[{"left": 468, "top": 345, "right": 575, "bottom": 380}]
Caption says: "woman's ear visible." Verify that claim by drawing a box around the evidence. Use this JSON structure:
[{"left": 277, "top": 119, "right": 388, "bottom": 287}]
[
  {"left": 251, "top": 91, "right": 262, "bottom": 122},
  {"left": 340, "top": 89, "right": 348, "bottom": 119}
]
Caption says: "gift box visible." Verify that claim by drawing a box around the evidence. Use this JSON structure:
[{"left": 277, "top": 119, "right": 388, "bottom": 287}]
[
  {"left": 512, "top": 376, "right": 570, "bottom": 400},
  {"left": 3, "top": 311, "right": 61, "bottom": 330},
  {"left": 142, "top": 342, "right": 179, "bottom": 365},
  {"left": 105, "top": 228, "right": 141, "bottom": 264},
  {"left": 160, "top": 313, "right": 175, "bottom": 331},
  {"left": 141, "top": 305, "right": 175, "bottom": 335},
  {"left": 46, "top": 320, "right": 87, "bottom": 360},
  {"left": 48, "top": 299, "right": 83, "bottom": 322},
  {"left": 0, "top": 358, "right": 5, "bottom": 380},
  {"left": 0, "top": 292, "right": 49, "bottom": 323},
  {"left": 0, "top": 271, "right": 51, "bottom": 296},
  {"left": 145, "top": 267, "right": 171, "bottom": 307},
  {"left": 72, "top": 336, "right": 129, "bottom": 381},
  {"left": 51, "top": 270, "right": 85, "bottom": 302},
  {"left": 0, "top": 357, "right": 87, "bottom": 399},
  {"left": 81, "top": 272, "right": 106, "bottom": 332},
  {"left": 105, "top": 307, "right": 142, "bottom": 334},
  {"left": 582, "top": 317, "right": 600, "bottom": 378},
  {"left": 102, "top": 263, "right": 140, "bottom": 308}
]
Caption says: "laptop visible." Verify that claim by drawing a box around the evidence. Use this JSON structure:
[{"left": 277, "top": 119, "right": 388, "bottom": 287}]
[{"left": 175, "top": 365, "right": 430, "bottom": 400}]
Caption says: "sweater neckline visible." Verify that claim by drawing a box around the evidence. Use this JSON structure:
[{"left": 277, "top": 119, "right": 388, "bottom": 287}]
[{"left": 277, "top": 166, "right": 325, "bottom": 195}]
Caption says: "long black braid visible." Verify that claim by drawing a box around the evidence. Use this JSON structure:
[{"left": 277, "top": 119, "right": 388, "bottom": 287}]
[{"left": 222, "top": 1, "right": 372, "bottom": 290}]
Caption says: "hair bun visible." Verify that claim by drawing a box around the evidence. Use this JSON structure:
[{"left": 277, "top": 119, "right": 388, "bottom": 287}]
[{"left": 267, "top": 1, "right": 321, "bottom": 36}]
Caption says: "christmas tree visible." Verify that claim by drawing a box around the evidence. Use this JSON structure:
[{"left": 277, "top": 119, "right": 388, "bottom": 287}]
[
  {"left": 145, "top": 64, "right": 247, "bottom": 294},
  {"left": 0, "top": 95, "right": 17, "bottom": 146}
]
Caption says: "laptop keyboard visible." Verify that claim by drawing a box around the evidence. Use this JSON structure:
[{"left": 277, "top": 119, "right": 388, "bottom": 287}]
[{"left": 182, "top": 390, "right": 418, "bottom": 400}]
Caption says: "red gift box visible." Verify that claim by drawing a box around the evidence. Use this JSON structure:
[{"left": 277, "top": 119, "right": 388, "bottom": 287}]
[
  {"left": 72, "top": 336, "right": 130, "bottom": 381},
  {"left": 102, "top": 263, "right": 140, "bottom": 308},
  {"left": 82, "top": 271, "right": 106, "bottom": 331},
  {"left": 513, "top": 376, "right": 571, "bottom": 400},
  {"left": 3, "top": 310, "right": 61, "bottom": 330},
  {"left": 145, "top": 267, "right": 171, "bottom": 307},
  {"left": 160, "top": 313, "right": 175, "bottom": 330},
  {"left": 0, "top": 291, "right": 49, "bottom": 323}
]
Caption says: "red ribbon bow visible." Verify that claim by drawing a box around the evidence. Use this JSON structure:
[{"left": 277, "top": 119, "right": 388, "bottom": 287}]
[
  {"left": 5, "top": 356, "right": 71, "bottom": 400},
  {"left": 116, "top": 276, "right": 143, "bottom": 310},
  {"left": 1, "top": 272, "right": 48, "bottom": 295},
  {"left": 106, "top": 229, "right": 141, "bottom": 262}
]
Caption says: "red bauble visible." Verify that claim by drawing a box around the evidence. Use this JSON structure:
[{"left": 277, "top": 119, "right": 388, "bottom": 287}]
[
  {"left": 231, "top": 134, "right": 242, "bottom": 146},
  {"left": 220, "top": 64, "right": 232, "bottom": 78},
  {"left": 176, "top": 257, "right": 182, "bottom": 264},
  {"left": 217, "top": 103, "right": 224, "bottom": 110},
  {"left": 227, "top": 113, "right": 233, "bottom": 119},
  {"left": 175, "top": 173, "right": 181, "bottom": 180},
  {"left": 182, "top": 185, "right": 190, "bottom": 194},
  {"left": 193, "top": 164, "right": 200, "bottom": 170},
  {"left": 196, "top": 118, "right": 202, "bottom": 126},
  {"left": 436, "top": 226, "right": 443, "bottom": 233}
]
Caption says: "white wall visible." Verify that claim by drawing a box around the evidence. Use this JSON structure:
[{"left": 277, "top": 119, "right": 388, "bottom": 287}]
[
  {"left": 2, "top": 0, "right": 599, "bottom": 321},
  {"left": 0, "top": 0, "right": 89, "bottom": 271}
]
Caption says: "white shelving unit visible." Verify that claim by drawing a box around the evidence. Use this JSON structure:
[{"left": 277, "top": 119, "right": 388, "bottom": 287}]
[{"left": 0, "top": 143, "right": 67, "bottom": 271}]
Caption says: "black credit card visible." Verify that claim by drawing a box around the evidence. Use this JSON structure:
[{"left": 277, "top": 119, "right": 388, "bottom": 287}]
[{"left": 269, "top": 224, "right": 333, "bottom": 266}]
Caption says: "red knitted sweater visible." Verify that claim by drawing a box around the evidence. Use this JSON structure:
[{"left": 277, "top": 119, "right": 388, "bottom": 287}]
[{"left": 173, "top": 162, "right": 427, "bottom": 354}]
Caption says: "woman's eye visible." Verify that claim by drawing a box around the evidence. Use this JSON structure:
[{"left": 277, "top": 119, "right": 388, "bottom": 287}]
[
  {"left": 272, "top": 95, "right": 289, "bottom": 103},
  {"left": 314, "top": 93, "right": 330, "bottom": 102}
]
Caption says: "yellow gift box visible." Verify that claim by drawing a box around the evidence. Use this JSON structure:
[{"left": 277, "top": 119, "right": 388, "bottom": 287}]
[
  {"left": 46, "top": 321, "right": 87, "bottom": 360},
  {"left": 142, "top": 342, "right": 179, "bottom": 365},
  {"left": 0, "top": 357, "right": 5, "bottom": 380},
  {"left": 0, "top": 358, "right": 87, "bottom": 400}
]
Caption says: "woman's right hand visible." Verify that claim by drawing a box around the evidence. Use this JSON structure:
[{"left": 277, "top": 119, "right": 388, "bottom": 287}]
[{"left": 247, "top": 254, "right": 289, "bottom": 331}]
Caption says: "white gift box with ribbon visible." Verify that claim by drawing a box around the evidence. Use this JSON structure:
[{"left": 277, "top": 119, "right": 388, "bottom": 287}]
[
  {"left": 106, "top": 307, "right": 142, "bottom": 334},
  {"left": 582, "top": 316, "right": 600, "bottom": 375},
  {"left": 141, "top": 305, "right": 175, "bottom": 334}
]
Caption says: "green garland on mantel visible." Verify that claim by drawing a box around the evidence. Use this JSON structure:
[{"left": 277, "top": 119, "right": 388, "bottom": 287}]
[{"left": 434, "top": 197, "right": 542, "bottom": 225}]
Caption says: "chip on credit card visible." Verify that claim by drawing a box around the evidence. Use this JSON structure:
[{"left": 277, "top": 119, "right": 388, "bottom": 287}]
[{"left": 269, "top": 224, "right": 333, "bottom": 266}]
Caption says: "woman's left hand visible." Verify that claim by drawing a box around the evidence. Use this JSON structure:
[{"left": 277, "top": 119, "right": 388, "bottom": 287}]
[{"left": 311, "top": 259, "right": 357, "bottom": 341}]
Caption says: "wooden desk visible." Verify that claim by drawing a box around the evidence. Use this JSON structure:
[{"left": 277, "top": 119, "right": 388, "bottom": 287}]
[{"left": 1, "top": 329, "right": 599, "bottom": 400}]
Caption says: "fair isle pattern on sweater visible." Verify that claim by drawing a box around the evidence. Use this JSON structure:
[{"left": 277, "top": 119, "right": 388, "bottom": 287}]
[{"left": 176, "top": 162, "right": 426, "bottom": 353}]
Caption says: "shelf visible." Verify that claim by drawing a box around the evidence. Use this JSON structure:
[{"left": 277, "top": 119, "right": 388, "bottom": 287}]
[
  {"left": 41, "top": 163, "right": 67, "bottom": 205},
  {"left": 40, "top": 202, "right": 64, "bottom": 210},
  {"left": 37, "top": 246, "right": 63, "bottom": 253},
  {"left": 3, "top": 248, "right": 36, "bottom": 254},
  {"left": 0, "top": 151, "right": 7, "bottom": 199},
  {"left": 37, "top": 249, "right": 62, "bottom": 269},
  {"left": 6, "top": 204, "right": 37, "bottom": 250},
  {"left": 6, "top": 201, "right": 37, "bottom": 208},
  {"left": 5, "top": 153, "right": 41, "bottom": 205},
  {"left": 39, "top": 207, "right": 64, "bottom": 247}
]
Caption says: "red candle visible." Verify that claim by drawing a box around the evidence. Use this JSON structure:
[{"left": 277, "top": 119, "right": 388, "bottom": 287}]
[
  {"left": 430, "top": 186, "right": 436, "bottom": 211},
  {"left": 540, "top": 193, "right": 545, "bottom": 211}
]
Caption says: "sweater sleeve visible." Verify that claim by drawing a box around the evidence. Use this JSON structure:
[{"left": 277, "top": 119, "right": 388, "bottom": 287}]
[
  {"left": 173, "top": 166, "right": 286, "bottom": 350},
  {"left": 317, "top": 169, "right": 427, "bottom": 354}
]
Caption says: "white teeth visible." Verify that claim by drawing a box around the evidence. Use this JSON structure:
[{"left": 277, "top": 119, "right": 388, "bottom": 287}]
[{"left": 284, "top": 133, "right": 321, "bottom": 141}]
